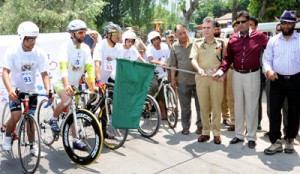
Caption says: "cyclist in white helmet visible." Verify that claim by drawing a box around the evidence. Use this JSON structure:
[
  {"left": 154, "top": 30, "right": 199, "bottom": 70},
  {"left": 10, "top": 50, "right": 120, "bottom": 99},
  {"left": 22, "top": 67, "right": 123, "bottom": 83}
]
[
  {"left": 50, "top": 19, "right": 97, "bottom": 151},
  {"left": 108, "top": 30, "right": 146, "bottom": 80},
  {"left": 146, "top": 30, "right": 170, "bottom": 120},
  {"left": 2, "top": 21, "right": 51, "bottom": 156},
  {"left": 120, "top": 30, "right": 145, "bottom": 62}
]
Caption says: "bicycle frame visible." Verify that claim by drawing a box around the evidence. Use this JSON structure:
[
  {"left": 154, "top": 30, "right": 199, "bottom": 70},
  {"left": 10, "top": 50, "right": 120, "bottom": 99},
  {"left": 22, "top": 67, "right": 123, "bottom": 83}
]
[{"left": 154, "top": 72, "right": 176, "bottom": 110}]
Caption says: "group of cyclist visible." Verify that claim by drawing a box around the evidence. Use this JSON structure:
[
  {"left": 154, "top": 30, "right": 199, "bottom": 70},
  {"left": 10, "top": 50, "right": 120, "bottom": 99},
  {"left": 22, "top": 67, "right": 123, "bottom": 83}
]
[{"left": 1, "top": 18, "right": 174, "bottom": 158}]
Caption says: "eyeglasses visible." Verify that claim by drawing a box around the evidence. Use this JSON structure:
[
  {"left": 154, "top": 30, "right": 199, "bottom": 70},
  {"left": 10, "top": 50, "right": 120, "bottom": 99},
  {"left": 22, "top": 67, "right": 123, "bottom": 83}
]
[
  {"left": 236, "top": 20, "right": 248, "bottom": 24},
  {"left": 110, "top": 32, "right": 120, "bottom": 36},
  {"left": 24, "top": 37, "right": 37, "bottom": 42},
  {"left": 75, "top": 30, "right": 86, "bottom": 35},
  {"left": 151, "top": 36, "right": 160, "bottom": 42},
  {"left": 280, "top": 21, "right": 295, "bottom": 26}
]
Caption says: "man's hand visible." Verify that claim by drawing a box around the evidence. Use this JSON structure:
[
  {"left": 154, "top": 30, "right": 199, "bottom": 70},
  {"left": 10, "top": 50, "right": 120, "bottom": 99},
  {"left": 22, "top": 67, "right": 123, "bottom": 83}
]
[
  {"left": 8, "top": 89, "right": 18, "bottom": 102},
  {"left": 197, "top": 68, "right": 205, "bottom": 77},
  {"left": 64, "top": 85, "right": 74, "bottom": 96},
  {"left": 266, "top": 70, "right": 278, "bottom": 81},
  {"left": 171, "top": 79, "right": 177, "bottom": 89},
  {"left": 212, "top": 73, "right": 221, "bottom": 81},
  {"left": 96, "top": 81, "right": 106, "bottom": 89}
]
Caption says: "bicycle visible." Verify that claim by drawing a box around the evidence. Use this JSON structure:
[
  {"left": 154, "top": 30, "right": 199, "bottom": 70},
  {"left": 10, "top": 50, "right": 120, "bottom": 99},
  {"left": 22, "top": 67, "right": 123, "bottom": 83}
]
[
  {"left": 1, "top": 89, "right": 51, "bottom": 174},
  {"left": 138, "top": 71, "right": 178, "bottom": 138},
  {"left": 36, "top": 87, "right": 103, "bottom": 166},
  {"left": 138, "top": 94, "right": 161, "bottom": 138},
  {"left": 85, "top": 82, "right": 129, "bottom": 150}
]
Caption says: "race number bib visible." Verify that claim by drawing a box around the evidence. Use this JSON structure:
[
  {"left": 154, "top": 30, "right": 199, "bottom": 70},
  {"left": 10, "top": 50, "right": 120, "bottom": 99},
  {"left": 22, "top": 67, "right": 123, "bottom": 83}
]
[
  {"left": 104, "top": 59, "right": 116, "bottom": 72},
  {"left": 22, "top": 71, "right": 32, "bottom": 84}
]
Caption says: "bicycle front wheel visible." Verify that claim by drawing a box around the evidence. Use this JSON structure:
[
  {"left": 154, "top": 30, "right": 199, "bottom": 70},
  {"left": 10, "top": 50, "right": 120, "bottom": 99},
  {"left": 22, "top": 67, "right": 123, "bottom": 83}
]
[
  {"left": 99, "top": 105, "right": 128, "bottom": 150},
  {"left": 138, "top": 94, "right": 161, "bottom": 138},
  {"left": 37, "top": 99, "right": 55, "bottom": 146},
  {"left": 165, "top": 86, "right": 178, "bottom": 129},
  {"left": 18, "top": 114, "right": 41, "bottom": 174},
  {"left": 1, "top": 103, "right": 11, "bottom": 135},
  {"left": 62, "top": 109, "right": 103, "bottom": 166}
]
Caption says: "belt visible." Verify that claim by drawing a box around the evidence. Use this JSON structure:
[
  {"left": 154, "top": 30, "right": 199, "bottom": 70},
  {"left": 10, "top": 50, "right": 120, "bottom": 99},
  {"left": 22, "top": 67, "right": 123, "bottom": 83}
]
[
  {"left": 235, "top": 68, "right": 259, "bottom": 74},
  {"left": 277, "top": 73, "right": 300, "bottom": 80}
]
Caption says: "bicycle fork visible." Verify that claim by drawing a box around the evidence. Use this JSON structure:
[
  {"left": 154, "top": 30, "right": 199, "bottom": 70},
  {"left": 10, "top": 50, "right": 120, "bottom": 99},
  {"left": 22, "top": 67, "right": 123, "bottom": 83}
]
[{"left": 163, "top": 85, "right": 176, "bottom": 110}]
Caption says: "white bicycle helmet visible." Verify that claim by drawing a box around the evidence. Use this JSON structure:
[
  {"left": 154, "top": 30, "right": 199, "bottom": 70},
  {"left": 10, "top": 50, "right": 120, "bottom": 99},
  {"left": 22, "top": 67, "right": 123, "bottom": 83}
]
[
  {"left": 17, "top": 21, "right": 39, "bottom": 41},
  {"left": 67, "top": 19, "right": 87, "bottom": 32},
  {"left": 147, "top": 31, "right": 160, "bottom": 43},
  {"left": 122, "top": 30, "right": 136, "bottom": 43}
]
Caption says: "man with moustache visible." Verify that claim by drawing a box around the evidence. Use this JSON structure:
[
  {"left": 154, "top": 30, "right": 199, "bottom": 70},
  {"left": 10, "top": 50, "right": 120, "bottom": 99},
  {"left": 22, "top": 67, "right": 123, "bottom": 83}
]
[
  {"left": 213, "top": 11, "right": 268, "bottom": 149},
  {"left": 169, "top": 24, "right": 202, "bottom": 135},
  {"left": 263, "top": 10, "right": 300, "bottom": 155}
]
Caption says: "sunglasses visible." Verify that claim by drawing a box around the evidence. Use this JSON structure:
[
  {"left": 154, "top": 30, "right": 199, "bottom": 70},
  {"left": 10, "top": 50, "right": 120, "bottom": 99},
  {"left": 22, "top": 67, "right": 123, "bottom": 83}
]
[
  {"left": 110, "top": 32, "right": 120, "bottom": 36},
  {"left": 75, "top": 30, "right": 86, "bottom": 35},
  {"left": 24, "top": 37, "right": 37, "bottom": 42},
  {"left": 236, "top": 20, "right": 248, "bottom": 24},
  {"left": 280, "top": 21, "right": 295, "bottom": 26}
]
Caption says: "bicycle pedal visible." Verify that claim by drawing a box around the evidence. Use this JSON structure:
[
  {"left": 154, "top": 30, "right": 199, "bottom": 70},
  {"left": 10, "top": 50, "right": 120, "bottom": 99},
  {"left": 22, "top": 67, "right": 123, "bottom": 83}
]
[{"left": 54, "top": 134, "right": 59, "bottom": 141}]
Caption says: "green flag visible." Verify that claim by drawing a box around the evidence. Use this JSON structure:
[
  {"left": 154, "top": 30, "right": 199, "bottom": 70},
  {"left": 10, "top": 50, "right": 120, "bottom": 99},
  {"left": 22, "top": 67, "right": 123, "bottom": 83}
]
[{"left": 112, "top": 59, "right": 155, "bottom": 129}]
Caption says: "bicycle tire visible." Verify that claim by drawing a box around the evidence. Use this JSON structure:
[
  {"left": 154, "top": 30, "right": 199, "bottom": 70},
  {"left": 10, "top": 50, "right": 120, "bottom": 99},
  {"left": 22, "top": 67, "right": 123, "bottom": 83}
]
[
  {"left": 1, "top": 103, "right": 10, "bottom": 138},
  {"left": 98, "top": 105, "right": 128, "bottom": 150},
  {"left": 62, "top": 109, "right": 103, "bottom": 166},
  {"left": 37, "top": 99, "right": 55, "bottom": 146},
  {"left": 165, "top": 85, "right": 178, "bottom": 129},
  {"left": 138, "top": 94, "right": 161, "bottom": 138},
  {"left": 18, "top": 114, "right": 41, "bottom": 174}
]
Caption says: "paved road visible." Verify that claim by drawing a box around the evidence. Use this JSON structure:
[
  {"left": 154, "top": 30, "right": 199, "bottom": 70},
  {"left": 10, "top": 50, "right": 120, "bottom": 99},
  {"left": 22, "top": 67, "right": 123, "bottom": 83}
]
[{"left": 1, "top": 93, "right": 300, "bottom": 174}]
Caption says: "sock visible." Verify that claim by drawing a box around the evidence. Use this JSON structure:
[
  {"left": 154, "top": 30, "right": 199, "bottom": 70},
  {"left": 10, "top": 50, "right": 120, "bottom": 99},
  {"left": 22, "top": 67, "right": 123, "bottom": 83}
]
[{"left": 50, "top": 116, "right": 58, "bottom": 121}]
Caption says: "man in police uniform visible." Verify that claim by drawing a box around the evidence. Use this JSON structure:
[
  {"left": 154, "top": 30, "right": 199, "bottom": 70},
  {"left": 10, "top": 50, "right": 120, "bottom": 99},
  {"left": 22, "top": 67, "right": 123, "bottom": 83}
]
[{"left": 190, "top": 17, "right": 226, "bottom": 144}]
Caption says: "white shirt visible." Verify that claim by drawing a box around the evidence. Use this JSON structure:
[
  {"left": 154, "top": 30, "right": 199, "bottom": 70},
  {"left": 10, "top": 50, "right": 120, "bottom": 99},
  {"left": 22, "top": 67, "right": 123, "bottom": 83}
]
[
  {"left": 146, "top": 43, "right": 170, "bottom": 78},
  {"left": 3, "top": 44, "right": 48, "bottom": 92},
  {"left": 56, "top": 40, "right": 92, "bottom": 86},
  {"left": 263, "top": 32, "right": 300, "bottom": 75},
  {"left": 93, "top": 39, "right": 122, "bottom": 82},
  {"left": 119, "top": 46, "right": 141, "bottom": 61}
]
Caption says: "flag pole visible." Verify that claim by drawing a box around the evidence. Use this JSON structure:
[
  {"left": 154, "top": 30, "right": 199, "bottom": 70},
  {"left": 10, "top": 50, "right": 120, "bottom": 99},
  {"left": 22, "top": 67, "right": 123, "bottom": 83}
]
[{"left": 155, "top": 64, "right": 199, "bottom": 75}]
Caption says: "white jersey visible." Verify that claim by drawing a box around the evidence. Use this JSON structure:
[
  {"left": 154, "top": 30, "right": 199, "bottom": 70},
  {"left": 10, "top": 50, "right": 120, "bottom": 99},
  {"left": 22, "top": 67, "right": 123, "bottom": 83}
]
[
  {"left": 146, "top": 42, "right": 170, "bottom": 78},
  {"left": 93, "top": 39, "right": 122, "bottom": 83},
  {"left": 119, "top": 45, "right": 141, "bottom": 61},
  {"left": 3, "top": 44, "right": 48, "bottom": 92},
  {"left": 56, "top": 40, "right": 93, "bottom": 86}
]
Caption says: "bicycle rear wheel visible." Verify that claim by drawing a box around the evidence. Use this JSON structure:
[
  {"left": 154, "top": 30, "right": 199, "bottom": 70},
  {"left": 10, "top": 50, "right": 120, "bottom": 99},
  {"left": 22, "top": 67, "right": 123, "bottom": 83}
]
[
  {"left": 37, "top": 99, "right": 55, "bottom": 146},
  {"left": 138, "top": 94, "right": 161, "bottom": 138},
  {"left": 62, "top": 109, "right": 103, "bottom": 166},
  {"left": 165, "top": 86, "right": 178, "bottom": 129},
  {"left": 18, "top": 114, "right": 41, "bottom": 174},
  {"left": 99, "top": 105, "right": 128, "bottom": 150}
]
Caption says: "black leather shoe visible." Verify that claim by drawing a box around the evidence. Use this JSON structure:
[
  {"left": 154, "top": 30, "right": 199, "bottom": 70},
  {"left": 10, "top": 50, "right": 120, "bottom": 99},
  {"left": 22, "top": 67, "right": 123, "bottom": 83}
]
[
  {"left": 229, "top": 137, "right": 244, "bottom": 144},
  {"left": 248, "top": 140, "right": 256, "bottom": 149}
]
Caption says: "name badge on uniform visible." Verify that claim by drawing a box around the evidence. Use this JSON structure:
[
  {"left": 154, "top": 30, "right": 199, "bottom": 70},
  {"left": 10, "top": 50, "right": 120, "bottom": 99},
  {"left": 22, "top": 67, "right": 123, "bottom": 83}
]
[
  {"left": 104, "top": 59, "right": 116, "bottom": 72},
  {"left": 22, "top": 70, "right": 32, "bottom": 84}
]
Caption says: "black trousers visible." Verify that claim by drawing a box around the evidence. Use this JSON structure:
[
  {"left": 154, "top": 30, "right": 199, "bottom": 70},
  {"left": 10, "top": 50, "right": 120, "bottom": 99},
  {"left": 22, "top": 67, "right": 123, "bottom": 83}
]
[{"left": 269, "top": 73, "right": 300, "bottom": 144}]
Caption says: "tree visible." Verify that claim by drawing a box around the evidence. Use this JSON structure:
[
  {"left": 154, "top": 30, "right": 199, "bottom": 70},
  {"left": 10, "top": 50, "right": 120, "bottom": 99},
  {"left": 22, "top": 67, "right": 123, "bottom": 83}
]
[
  {"left": 96, "top": 0, "right": 155, "bottom": 35},
  {"left": 0, "top": 0, "right": 106, "bottom": 34},
  {"left": 232, "top": 0, "right": 238, "bottom": 20},
  {"left": 248, "top": 0, "right": 300, "bottom": 22},
  {"left": 180, "top": 0, "right": 200, "bottom": 26}
]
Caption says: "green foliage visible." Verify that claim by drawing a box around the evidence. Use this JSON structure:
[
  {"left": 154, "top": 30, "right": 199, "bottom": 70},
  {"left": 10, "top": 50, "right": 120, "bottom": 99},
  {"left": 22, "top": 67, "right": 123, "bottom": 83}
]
[
  {"left": 0, "top": 0, "right": 106, "bottom": 34},
  {"left": 248, "top": 0, "right": 300, "bottom": 22}
]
